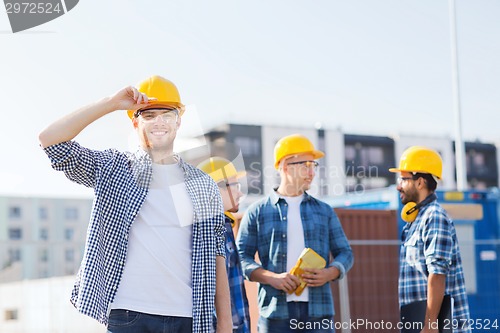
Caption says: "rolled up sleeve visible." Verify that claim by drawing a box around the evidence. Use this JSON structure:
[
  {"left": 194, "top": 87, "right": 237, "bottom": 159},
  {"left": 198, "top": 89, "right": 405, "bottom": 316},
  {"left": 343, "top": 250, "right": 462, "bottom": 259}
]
[
  {"left": 329, "top": 211, "right": 354, "bottom": 279},
  {"left": 43, "top": 141, "right": 98, "bottom": 188},
  {"left": 236, "top": 208, "right": 262, "bottom": 279},
  {"left": 423, "top": 210, "right": 453, "bottom": 275}
]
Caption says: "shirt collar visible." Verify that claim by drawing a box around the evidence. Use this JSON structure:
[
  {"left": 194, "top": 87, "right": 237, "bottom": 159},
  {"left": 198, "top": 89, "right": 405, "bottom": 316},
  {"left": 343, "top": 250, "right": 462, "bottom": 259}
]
[
  {"left": 224, "top": 212, "right": 235, "bottom": 226},
  {"left": 270, "top": 187, "right": 311, "bottom": 205},
  {"left": 132, "top": 148, "right": 190, "bottom": 177}
]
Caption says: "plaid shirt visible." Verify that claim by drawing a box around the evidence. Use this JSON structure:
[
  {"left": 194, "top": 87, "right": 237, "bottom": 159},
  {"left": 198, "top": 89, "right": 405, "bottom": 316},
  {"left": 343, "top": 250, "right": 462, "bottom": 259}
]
[
  {"left": 43, "top": 141, "right": 225, "bottom": 333},
  {"left": 236, "top": 190, "right": 353, "bottom": 319},
  {"left": 399, "top": 198, "right": 471, "bottom": 333},
  {"left": 213, "top": 213, "right": 251, "bottom": 333}
]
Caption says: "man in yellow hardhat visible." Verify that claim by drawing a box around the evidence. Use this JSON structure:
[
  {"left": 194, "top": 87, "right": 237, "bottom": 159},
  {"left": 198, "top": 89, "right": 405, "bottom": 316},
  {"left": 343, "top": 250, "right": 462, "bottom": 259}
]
[
  {"left": 39, "top": 75, "right": 231, "bottom": 333},
  {"left": 236, "top": 134, "right": 353, "bottom": 332},
  {"left": 390, "top": 146, "right": 471, "bottom": 333},
  {"left": 198, "top": 157, "right": 251, "bottom": 333}
]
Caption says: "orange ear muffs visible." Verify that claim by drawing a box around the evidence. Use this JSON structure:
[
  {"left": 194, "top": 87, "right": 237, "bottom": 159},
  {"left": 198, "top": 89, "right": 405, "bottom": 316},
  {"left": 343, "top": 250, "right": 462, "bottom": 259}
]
[
  {"left": 400, "top": 193, "right": 437, "bottom": 223},
  {"left": 401, "top": 202, "right": 419, "bottom": 223}
]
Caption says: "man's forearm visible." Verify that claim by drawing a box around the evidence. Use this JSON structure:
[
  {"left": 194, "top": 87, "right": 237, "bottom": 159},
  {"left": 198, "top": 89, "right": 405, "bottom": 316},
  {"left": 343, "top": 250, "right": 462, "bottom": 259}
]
[
  {"left": 215, "top": 255, "right": 232, "bottom": 332},
  {"left": 425, "top": 273, "right": 446, "bottom": 325},
  {"left": 249, "top": 267, "right": 274, "bottom": 284},
  {"left": 39, "top": 97, "right": 115, "bottom": 148}
]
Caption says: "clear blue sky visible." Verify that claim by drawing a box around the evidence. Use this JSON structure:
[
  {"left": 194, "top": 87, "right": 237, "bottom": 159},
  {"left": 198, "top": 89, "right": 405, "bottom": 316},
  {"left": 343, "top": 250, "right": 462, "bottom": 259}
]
[{"left": 0, "top": 0, "right": 499, "bottom": 197}]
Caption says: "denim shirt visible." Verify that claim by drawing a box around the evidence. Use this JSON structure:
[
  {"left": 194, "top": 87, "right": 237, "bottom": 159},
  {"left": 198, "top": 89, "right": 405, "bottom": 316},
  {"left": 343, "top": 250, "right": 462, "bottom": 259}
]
[
  {"left": 213, "top": 213, "right": 251, "bottom": 333},
  {"left": 236, "top": 190, "right": 353, "bottom": 319},
  {"left": 43, "top": 141, "right": 225, "bottom": 333}
]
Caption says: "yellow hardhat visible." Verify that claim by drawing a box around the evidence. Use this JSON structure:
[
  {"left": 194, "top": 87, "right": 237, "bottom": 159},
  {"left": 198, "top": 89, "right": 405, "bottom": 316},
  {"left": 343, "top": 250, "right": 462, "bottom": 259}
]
[
  {"left": 389, "top": 146, "right": 443, "bottom": 179},
  {"left": 127, "top": 75, "right": 185, "bottom": 119},
  {"left": 274, "top": 134, "right": 325, "bottom": 169},
  {"left": 197, "top": 157, "right": 246, "bottom": 183}
]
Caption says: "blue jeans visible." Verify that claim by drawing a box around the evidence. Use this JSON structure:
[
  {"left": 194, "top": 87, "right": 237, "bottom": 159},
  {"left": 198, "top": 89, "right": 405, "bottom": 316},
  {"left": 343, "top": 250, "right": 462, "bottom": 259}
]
[
  {"left": 107, "top": 309, "right": 193, "bottom": 333},
  {"left": 258, "top": 302, "right": 335, "bottom": 333}
]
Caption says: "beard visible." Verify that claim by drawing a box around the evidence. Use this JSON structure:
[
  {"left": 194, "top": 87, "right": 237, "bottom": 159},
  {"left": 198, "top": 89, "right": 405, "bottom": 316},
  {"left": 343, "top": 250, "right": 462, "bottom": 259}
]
[{"left": 400, "top": 186, "right": 419, "bottom": 204}]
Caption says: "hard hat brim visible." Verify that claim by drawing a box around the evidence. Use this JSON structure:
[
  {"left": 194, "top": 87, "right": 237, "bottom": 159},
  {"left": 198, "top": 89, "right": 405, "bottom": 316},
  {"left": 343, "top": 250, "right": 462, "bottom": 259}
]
[
  {"left": 127, "top": 101, "right": 186, "bottom": 119},
  {"left": 312, "top": 150, "right": 325, "bottom": 160},
  {"left": 212, "top": 170, "right": 247, "bottom": 183},
  {"left": 235, "top": 170, "right": 247, "bottom": 179},
  {"left": 275, "top": 150, "right": 325, "bottom": 169},
  {"left": 388, "top": 167, "right": 441, "bottom": 180}
]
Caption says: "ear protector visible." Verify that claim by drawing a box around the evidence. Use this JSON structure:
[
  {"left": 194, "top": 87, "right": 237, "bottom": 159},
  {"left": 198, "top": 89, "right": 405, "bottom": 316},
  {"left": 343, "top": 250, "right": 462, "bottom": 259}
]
[{"left": 401, "top": 193, "right": 437, "bottom": 223}]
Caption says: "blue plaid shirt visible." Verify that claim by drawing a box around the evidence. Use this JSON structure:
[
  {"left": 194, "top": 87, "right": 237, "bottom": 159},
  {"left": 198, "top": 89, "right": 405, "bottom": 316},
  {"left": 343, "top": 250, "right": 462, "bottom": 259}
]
[
  {"left": 399, "top": 198, "right": 471, "bottom": 333},
  {"left": 236, "top": 190, "right": 353, "bottom": 319},
  {"left": 43, "top": 141, "right": 225, "bottom": 333},
  {"left": 213, "top": 213, "right": 251, "bottom": 333}
]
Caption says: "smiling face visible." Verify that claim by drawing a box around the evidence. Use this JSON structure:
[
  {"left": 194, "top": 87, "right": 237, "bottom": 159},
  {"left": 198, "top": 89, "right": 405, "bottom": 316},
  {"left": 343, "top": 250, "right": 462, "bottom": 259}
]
[{"left": 133, "top": 108, "right": 180, "bottom": 153}]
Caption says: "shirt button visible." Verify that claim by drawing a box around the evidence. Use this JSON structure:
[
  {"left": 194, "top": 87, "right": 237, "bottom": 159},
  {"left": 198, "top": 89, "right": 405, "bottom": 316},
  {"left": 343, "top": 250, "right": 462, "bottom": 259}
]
[
  {"left": 283, "top": 217, "right": 287, "bottom": 220},
  {"left": 282, "top": 234, "right": 286, "bottom": 238}
]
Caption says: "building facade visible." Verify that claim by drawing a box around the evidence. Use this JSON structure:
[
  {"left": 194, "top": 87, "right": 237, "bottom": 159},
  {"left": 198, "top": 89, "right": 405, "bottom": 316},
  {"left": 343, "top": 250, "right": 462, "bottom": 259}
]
[{"left": 0, "top": 196, "right": 92, "bottom": 283}]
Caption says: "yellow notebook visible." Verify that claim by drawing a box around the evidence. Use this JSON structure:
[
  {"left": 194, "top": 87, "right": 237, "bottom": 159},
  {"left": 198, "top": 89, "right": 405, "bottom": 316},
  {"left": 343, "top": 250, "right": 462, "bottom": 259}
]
[{"left": 289, "top": 248, "right": 326, "bottom": 296}]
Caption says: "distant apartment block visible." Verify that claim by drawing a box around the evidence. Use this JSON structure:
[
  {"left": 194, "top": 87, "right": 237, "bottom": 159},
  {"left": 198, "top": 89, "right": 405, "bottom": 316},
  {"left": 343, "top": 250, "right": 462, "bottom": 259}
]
[{"left": 0, "top": 196, "right": 92, "bottom": 283}]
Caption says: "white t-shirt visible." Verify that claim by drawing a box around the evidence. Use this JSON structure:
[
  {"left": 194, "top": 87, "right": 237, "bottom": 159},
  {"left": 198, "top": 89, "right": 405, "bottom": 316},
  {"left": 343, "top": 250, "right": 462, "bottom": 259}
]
[
  {"left": 283, "top": 194, "right": 309, "bottom": 302},
  {"left": 111, "top": 162, "right": 194, "bottom": 317}
]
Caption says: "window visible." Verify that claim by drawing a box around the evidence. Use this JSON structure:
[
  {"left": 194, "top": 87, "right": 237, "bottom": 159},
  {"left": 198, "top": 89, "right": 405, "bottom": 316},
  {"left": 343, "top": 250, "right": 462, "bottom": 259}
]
[
  {"left": 8, "top": 248, "right": 21, "bottom": 262},
  {"left": 358, "top": 146, "right": 384, "bottom": 167},
  {"left": 8, "top": 206, "right": 21, "bottom": 219},
  {"left": 344, "top": 146, "right": 355, "bottom": 161},
  {"left": 472, "top": 152, "right": 485, "bottom": 167},
  {"left": 4, "top": 309, "right": 18, "bottom": 321},
  {"left": 39, "top": 269, "right": 49, "bottom": 279},
  {"left": 39, "top": 249, "right": 49, "bottom": 263},
  {"left": 361, "top": 177, "right": 389, "bottom": 189},
  {"left": 65, "top": 207, "right": 78, "bottom": 220},
  {"left": 469, "top": 179, "right": 487, "bottom": 190},
  {"left": 367, "top": 147, "right": 384, "bottom": 165},
  {"left": 467, "top": 150, "right": 488, "bottom": 175},
  {"left": 65, "top": 249, "right": 75, "bottom": 262},
  {"left": 8, "top": 228, "right": 22, "bottom": 240},
  {"left": 64, "top": 228, "right": 74, "bottom": 241},
  {"left": 39, "top": 207, "right": 48, "bottom": 220},
  {"left": 39, "top": 228, "right": 49, "bottom": 241},
  {"left": 234, "top": 136, "right": 260, "bottom": 156}
]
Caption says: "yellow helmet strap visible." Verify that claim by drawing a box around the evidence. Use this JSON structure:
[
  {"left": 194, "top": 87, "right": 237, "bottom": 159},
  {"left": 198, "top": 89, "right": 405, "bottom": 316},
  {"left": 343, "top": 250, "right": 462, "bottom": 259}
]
[{"left": 401, "top": 193, "right": 437, "bottom": 223}]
